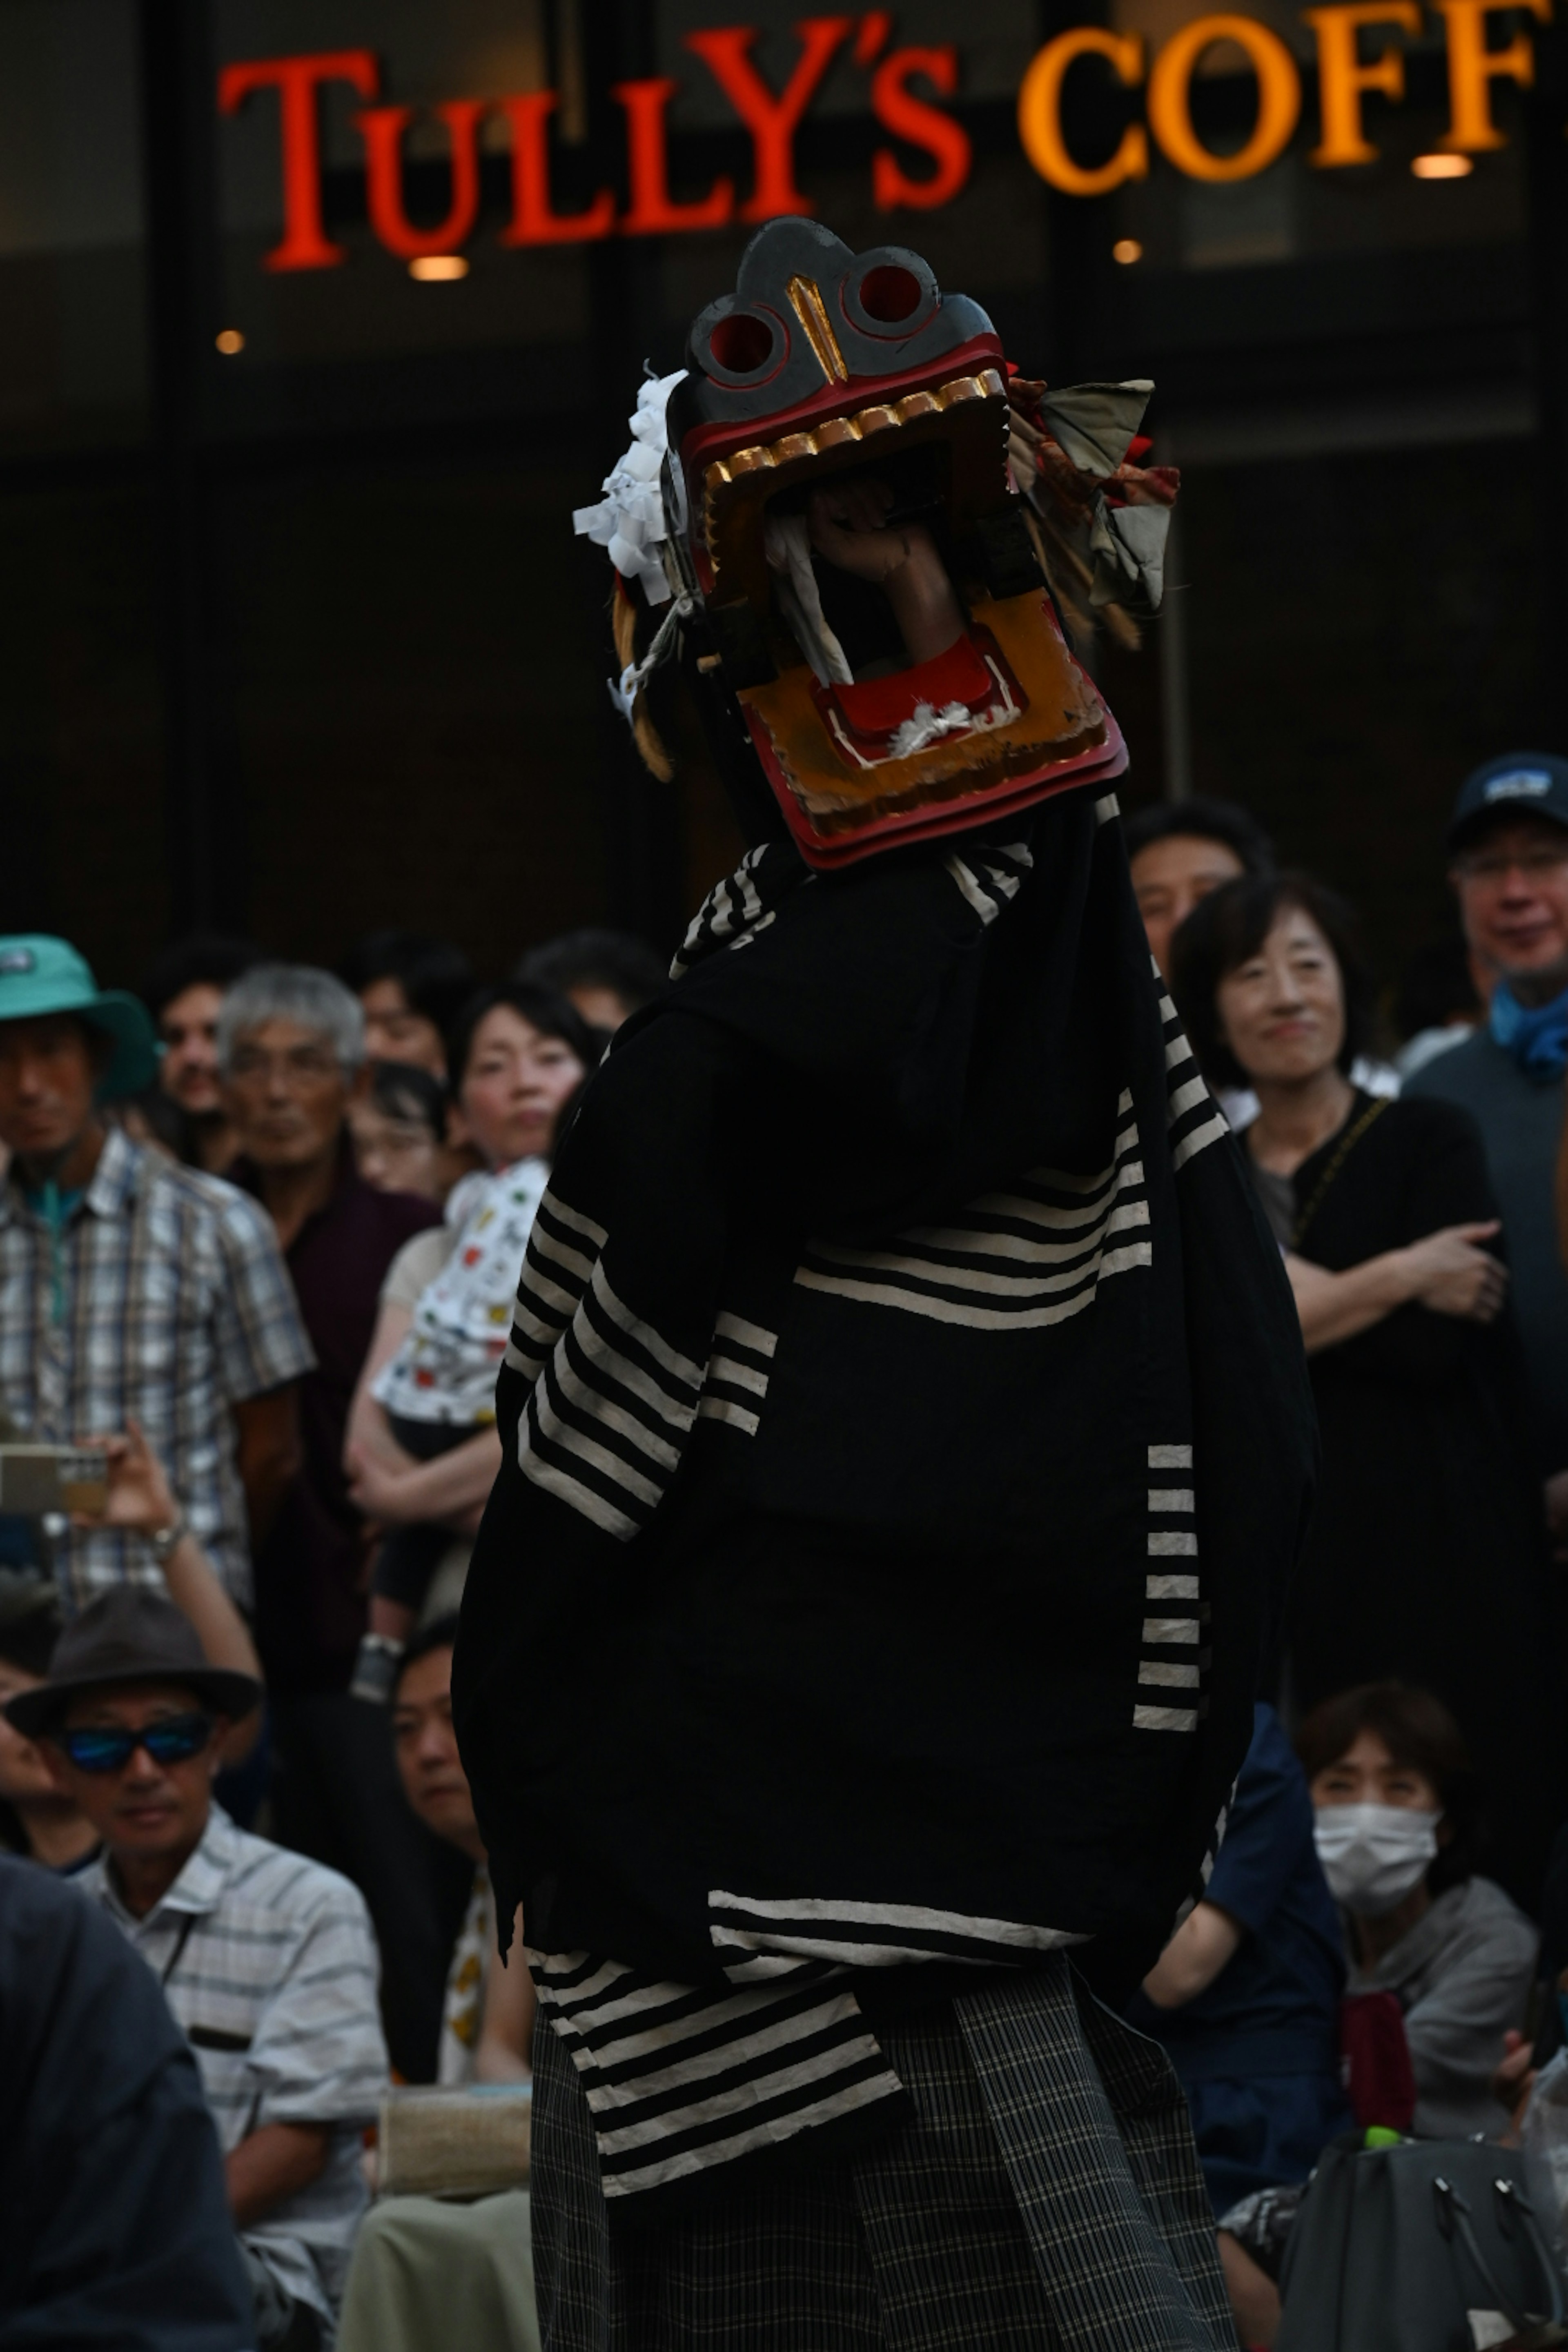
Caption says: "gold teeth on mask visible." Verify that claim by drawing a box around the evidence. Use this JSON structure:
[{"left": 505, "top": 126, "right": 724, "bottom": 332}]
[{"left": 700, "top": 368, "right": 1008, "bottom": 584}]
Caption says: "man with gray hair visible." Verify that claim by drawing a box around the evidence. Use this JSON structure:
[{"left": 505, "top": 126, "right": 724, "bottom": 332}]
[{"left": 222, "top": 964, "right": 449, "bottom": 2080}]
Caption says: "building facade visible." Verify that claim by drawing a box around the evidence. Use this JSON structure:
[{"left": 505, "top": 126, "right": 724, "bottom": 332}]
[{"left": 2, "top": 0, "right": 1561, "bottom": 986}]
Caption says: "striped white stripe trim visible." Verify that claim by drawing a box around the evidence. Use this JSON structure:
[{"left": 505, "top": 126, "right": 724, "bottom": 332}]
[
  {"left": 543, "top": 1197, "right": 609, "bottom": 1248},
  {"left": 795, "top": 1107, "right": 1151, "bottom": 1332},
  {"left": 1148, "top": 1530, "right": 1199, "bottom": 1557},
  {"left": 708, "top": 1891, "right": 1086, "bottom": 1969},
  {"left": 1172, "top": 1112, "right": 1230, "bottom": 1170},
  {"left": 697, "top": 1394, "right": 760, "bottom": 1436},
  {"left": 529, "top": 1383, "right": 665, "bottom": 1510},
  {"left": 945, "top": 853, "right": 1003, "bottom": 926},
  {"left": 532, "top": 1950, "right": 905, "bottom": 2201},
  {"left": 1136, "top": 1442, "right": 1204, "bottom": 1731},
  {"left": 589, "top": 1264, "right": 704, "bottom": 1396},
  {"left": 671, "top": 845, "right": 782, "bottom": 976},
  {"left": 1143, "top": 1617, "right": 1202, "bottom": 1644},
  {"left": 796, "top": 1250, "right": 1152, "bottom": 1333},
  {"left": 698, "top": 1313, "right": 776, "bottom": 1441},
  {"left": 547, "top": 1343, "right": 684, "bottom": 1472},
  {"left": 809, "top": 1212, "right": 1149, "bottom": 1298},
  {"left": 1135, "top": 1703, "right": 1199, "bottom": 1732},
  {"left": 714, "top": 1311, "right": 777, "bottom": 1358},
  {"left": 518, "top": 1268, "right": 702, "bottom": 1537},
  {"left": 1094, "top": 791, "right": 1121, "bottom": 824},
  {"left": 1160, "top": 992, "right": 1227, "bottom": 1172},
  {"left": 564, "top": 1267, "right": 699, "bottom": 1433},
  {"left": 502, "top": 1191, "right": 608, "bottom": 1377},
  {"left": 944, "top": 839, "right": 1035, "bottom": 929},
  {"left": 1140, "top": 1661, "right": 1200, "bottom": 1689},
  {"left": 527, "top": 1222, "right": 599, "bottom": 1286},
  {"left": 514, "top": 1430, "right": 639, "bottom": 1539},
  {"left": 1167, "top": 1075, "right": 1209, "bottom": 1122}
]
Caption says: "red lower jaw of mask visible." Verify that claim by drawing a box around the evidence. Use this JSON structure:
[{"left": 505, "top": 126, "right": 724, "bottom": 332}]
[{"left": 735, "top": 590, "right": 1128, "bottom": 872}]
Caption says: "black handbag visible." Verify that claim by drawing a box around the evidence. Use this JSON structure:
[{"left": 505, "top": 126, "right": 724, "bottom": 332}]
[{"left": 1276, "top": 2137, "right": 1568, "bottom": 2351}]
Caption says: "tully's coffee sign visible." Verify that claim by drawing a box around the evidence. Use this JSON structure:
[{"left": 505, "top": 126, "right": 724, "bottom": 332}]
[{"left": 220, "top": 5, "right": 1548, "bottom": 271}]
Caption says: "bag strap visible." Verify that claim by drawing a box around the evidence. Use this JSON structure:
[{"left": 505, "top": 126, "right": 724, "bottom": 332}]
[
  {"left": 1291, "top": 1096, "right": 1388, "bottom": 1251},
  {"left": 1433, "top": 2174, "right": 1566, "bottom": 2339}
]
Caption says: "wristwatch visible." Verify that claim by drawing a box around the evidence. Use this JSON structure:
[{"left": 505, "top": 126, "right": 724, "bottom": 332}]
[{"left": 148, "top": 1513, "right": 187, "bottom": 1564}]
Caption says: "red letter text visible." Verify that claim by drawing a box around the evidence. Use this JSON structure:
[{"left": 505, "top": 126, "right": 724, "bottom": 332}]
[
  {"left": 871, "top": 46, "right": 971, "bottom": 209},
  {"left": 498, "top": 93, "right": 616, "bottom": 243},
  {"left": 356, "top": 100, "right": 485, "bottom": 258},
  {"left": 613, "top": 78, "right": 735, "bottom": 232},
  {"left": 217, "top": 50, "right": 379, "bottom": 272},
  {"left": 684, "top": 18, "right": 855, "bottom": 220}
]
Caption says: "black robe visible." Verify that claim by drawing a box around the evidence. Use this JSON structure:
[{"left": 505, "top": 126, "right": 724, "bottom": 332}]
[{"left": 454, "top": 792, "right": 1316, "bottom": 2206}]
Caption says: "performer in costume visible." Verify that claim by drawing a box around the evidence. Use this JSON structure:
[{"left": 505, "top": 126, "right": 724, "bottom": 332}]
[{"left": 454, "top": 220, "right": 1316, "bottom": 2349}]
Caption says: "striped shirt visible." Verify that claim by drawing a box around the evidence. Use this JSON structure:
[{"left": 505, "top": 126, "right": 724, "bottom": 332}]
[
  {"left": 86, "top": 1805, "right": 388, "bottom": 2325},
  {"left": 0, "top": 1127, "right": 314, "bottom": 1609}
]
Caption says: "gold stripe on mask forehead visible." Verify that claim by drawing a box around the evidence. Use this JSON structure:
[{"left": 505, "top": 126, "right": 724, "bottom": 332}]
[{"left": 785, "top": 275, "right": 849, "bottom": 386}]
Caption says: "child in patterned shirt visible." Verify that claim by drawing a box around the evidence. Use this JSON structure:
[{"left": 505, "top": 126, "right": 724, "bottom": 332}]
[{"left": 345, "top": 983, "right": 595, "bottom": 1698}]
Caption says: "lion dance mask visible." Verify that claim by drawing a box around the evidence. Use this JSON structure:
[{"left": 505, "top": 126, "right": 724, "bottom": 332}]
[{"left": 577, "top": 217, "right": 1179, "bottom": 868}]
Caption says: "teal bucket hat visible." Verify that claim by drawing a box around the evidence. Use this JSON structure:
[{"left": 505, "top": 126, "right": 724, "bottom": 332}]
[{"left": 0, "top": 936, "right": 159, "bottom": 1101}]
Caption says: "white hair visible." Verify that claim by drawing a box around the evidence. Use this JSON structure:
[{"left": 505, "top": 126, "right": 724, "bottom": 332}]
[{"left": 216, "top": 964, "right": 365, "bottom": 1075}]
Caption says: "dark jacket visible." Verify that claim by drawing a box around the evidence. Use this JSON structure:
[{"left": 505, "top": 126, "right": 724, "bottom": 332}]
[{"left": 0, "top": 1853, "right": 253, "bottom": 2347}]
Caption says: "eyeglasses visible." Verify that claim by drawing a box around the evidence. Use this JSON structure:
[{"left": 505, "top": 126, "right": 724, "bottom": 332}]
[
  {"left": 58, "top": 1711, "right": 215, "bottom": 1774},
  {"left": 1455, "top": 848, "right": 1568, "bottom": 884}
]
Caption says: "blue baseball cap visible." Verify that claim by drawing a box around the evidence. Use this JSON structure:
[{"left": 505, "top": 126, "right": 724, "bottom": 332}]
[
  {"left": 0, "top": 935, "right": 158, "bottom": 1101},
  {"left": 1448, "top": 753, "right": 1568, "bottom": 854}
]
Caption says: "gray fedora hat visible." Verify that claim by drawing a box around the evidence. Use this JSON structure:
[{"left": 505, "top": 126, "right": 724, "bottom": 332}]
[{"left": 4, "top": 1584, "right": 261, "bottom": 1740}]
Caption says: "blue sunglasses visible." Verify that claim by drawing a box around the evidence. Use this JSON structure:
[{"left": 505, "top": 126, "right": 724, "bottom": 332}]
[{"left": 59, "top": 1711, "right": 215, "bottom": 1774}]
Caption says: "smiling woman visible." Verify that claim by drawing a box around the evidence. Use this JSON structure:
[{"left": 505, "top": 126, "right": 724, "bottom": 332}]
[{"left": 1172, "top": 873, "right": 1568, "bottom": 1907}]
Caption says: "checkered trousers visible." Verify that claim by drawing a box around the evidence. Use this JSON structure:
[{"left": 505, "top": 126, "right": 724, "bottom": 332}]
[{"left": 530, "top": 1955, "right": 1231, "bottom": 2352}]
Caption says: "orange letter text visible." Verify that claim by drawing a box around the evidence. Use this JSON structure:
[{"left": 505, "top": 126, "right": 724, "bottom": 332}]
[
  {"left": 217, "top": 49, "right": 379, "bottom": 272},
  {"left": 1017, "top": 29, "right": 1148, "bottom": 197},
  {"left": 1434, "top": 0, "right": 1551, "bottom": 150},
  {"left": 871, "top": 46, "right": 972, "bottom": 208},
  {"left": 1304, "top": 1, "right": 1422, "bottom": 167},
  {"left": 1147, "top": 14, "right": 1302, "bottom": 180}
]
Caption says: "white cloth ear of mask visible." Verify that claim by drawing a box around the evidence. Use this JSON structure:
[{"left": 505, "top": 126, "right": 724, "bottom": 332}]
[
  {"left": 1313, "top": 1802, "right": 1441, "bottom": 1917},
  {"left": 763, "top": 512, "right": 853, "bottom": 687},
  {"left": 1037, "top": 380, "right": 1154, "bottom": 478},
  {"left": 573, "top": 368, "right": 688, "bottom": 608}
]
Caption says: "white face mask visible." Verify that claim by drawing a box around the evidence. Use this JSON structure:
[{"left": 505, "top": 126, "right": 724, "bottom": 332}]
[{"left": 1313, "top": 1802, "right": 1440, "bottom": 1916}]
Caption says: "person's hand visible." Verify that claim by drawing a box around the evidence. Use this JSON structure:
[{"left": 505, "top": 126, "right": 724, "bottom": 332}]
[
  {"left": 344, "top": 1441, "right": 417, "bottom": 1525},
  {"left": 71, "top": 1417, "right": 179, "bottom": 1535},
  {"left": 805, "top": 481, "right": 964, "bottom": 665},
  {"left": 1493, "top": 2027, "right": 1537, "bottom": 2138},
  {"left": 805, "top": 478, "right": 906, "bottom": 580},
  {"left": 1398, "top": 1222, "right": 1508, "bottom": 1321}
]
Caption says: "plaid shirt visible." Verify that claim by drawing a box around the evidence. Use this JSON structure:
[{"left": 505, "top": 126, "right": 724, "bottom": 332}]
[
  {"left": 0, "top": 1126, "right": 314, "bottom": 1610},
  {"left": 86, "top": 1805, "right": 389, "bottom": 2325}
]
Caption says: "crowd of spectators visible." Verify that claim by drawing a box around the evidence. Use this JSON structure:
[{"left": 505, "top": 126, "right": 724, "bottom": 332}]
[{"left": 4, "top": 756, "right": 1568, "bottom": 2347}]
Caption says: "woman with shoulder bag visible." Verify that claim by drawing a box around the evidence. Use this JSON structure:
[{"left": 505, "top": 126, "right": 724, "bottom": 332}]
[{"left": 1172, "top": 873, "right": 1566, "bottom": 1910}]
